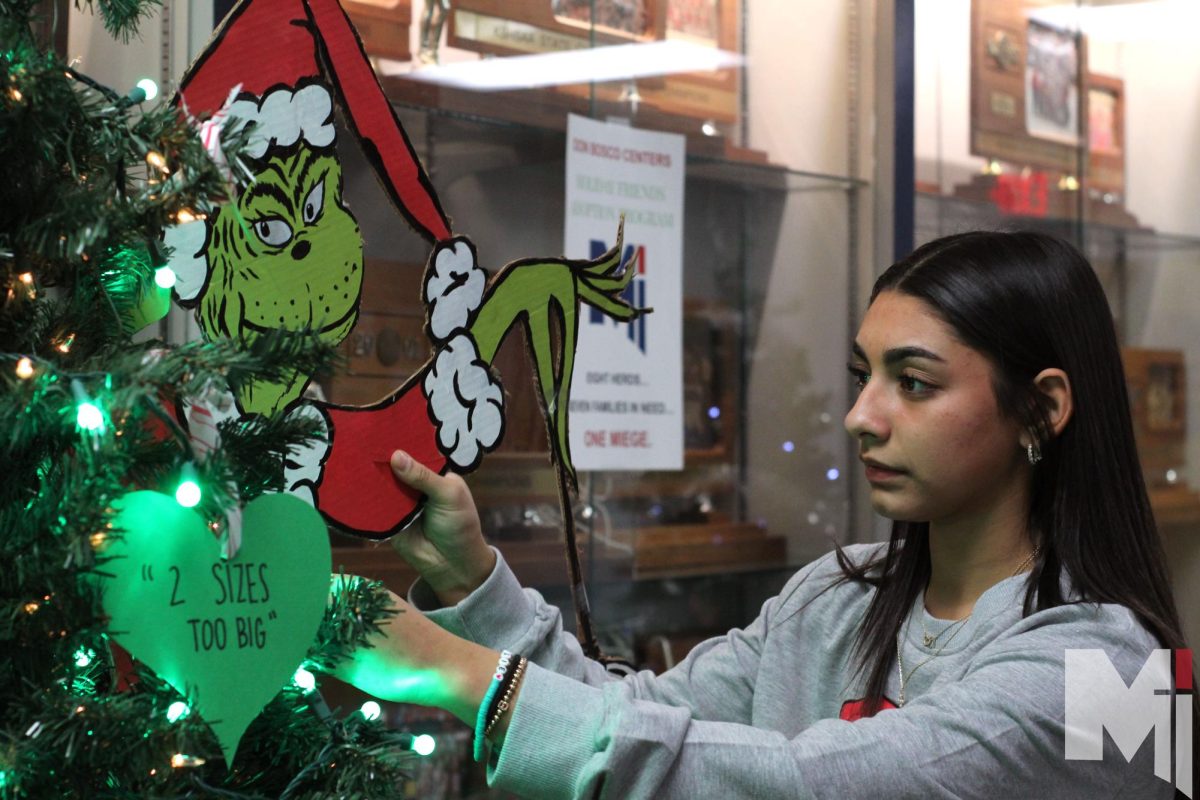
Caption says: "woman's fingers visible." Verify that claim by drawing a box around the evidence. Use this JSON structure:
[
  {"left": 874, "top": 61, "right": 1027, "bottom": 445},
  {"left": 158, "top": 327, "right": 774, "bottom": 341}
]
[
  {"left": 390, "top": 449, "right": 437, "bottom": 492},
  {"left": 390, "top": 449, "right": 472, "bottom": 511}
]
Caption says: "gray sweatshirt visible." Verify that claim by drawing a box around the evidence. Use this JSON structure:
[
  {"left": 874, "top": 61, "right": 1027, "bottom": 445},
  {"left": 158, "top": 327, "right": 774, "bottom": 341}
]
[{"left": 412, "top": 542, "right": 1174, "bottom": 799}]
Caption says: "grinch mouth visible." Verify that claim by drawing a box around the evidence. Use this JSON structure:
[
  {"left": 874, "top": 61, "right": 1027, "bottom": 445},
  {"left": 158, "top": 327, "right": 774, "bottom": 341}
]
[{"left": 239, "top": 299, "right": 357, "bottom": 336}]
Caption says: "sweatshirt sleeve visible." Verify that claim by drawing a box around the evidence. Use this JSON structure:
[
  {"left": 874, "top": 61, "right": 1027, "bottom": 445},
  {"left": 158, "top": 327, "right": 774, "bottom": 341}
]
[
  {"left": 487, "top": 602, "right": 1174, "bottom": 800},
  {"left": 410, "top": 547, "right": 833, "bottom": 724}
]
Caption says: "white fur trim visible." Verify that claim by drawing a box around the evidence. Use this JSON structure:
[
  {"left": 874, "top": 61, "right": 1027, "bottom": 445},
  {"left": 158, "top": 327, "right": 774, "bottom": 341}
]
[
  {"left": 423, "top": 334, "right": 504, "bottom": 469},
  {"left": 227, "top": 83, "right": 335, "bottom": 160},
  {"left": 283, "top": 402, "right": 329, "bottom": 504},
  {"left": 424, "top": 238, "right": 487, "bottom": 342},
  {"left": 163, "top": 219, "right": 210, "bottom": 302}
]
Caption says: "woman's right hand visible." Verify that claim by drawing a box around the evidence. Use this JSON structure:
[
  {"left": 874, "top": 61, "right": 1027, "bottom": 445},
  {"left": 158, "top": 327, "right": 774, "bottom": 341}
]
[{"left": 389, "top": 450, "right": 497, "bottom": 606}]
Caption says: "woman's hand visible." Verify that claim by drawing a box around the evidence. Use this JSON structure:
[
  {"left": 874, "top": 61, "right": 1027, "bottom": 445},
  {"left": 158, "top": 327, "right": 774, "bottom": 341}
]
[
  {"left": 389, "top": 450, "right": 496, "bottom": 606},
  {"left": 330, "top": 582, "right": 496, "bottom": 725}
]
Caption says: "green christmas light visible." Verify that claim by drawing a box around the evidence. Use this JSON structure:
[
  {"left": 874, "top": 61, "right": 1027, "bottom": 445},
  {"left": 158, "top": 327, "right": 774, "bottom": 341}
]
[
  {"left": 76, "top": 402, "right": 104, "bottom": 431},
  {"left": 175, "top": 464, "right": 201, "bottom": 508},
  {"left": 359, "top": 700, "right": 381, "bottom": 721},
  {"left": 74, "top": 648, "right": 95, "bottom": 667},
  {"left": 98, "top": 244, "right": 171, "bottom": 332},
  {"left": 71, "top": 380, "right": 106, "bottom": 433},
  {"left": 293, "top": 667, "right": 316, "bottom": 693},
  {"left": 412, "top": 734, "right": 436, "bottom": 756},
  {"left": 136, "top": 77, "right": 158, "bottom": 102},
  {"left": 175, "top": 481, "right": 201, "bottom": 508},
  {"left": 166, "top": 701, "right": 190, "bottom": 723}
]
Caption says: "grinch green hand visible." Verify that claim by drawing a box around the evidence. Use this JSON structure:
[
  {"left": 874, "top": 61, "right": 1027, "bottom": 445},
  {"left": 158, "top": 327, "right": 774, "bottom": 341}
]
[
  {"left": 311, "top": 222, "right": 645, "bottom": 537},
  {"left": 465, "top": 222, "right": 643, "bottom": 489}
]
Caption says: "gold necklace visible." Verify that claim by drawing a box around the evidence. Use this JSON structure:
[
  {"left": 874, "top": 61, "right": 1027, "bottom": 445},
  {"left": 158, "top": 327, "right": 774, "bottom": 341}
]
[
  {"left": 896, "top": 613, "right": 971, "bottom": 705},
  {"left": 896, "top": 545, "right": 1042, "bottom": 707},
  {"left": 920, "top": 613, "right": 970, "bottom": 648}
]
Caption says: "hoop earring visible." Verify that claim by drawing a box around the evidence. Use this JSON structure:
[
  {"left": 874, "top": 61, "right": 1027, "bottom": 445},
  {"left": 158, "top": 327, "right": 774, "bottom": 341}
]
[{"left": 1026, "top": 441, "right": 1043, "bottom": 465}]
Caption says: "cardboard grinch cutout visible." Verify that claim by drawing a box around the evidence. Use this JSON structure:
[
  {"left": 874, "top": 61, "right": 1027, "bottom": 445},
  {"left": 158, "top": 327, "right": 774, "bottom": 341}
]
[{"left": 165, "top": 0, "right": 643, "bottom": 556}]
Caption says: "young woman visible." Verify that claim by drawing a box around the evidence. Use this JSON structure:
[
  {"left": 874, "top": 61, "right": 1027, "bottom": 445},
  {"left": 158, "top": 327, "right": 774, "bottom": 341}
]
[{"left": 333, "top": 231, "right": 1194, "bottom": 798}]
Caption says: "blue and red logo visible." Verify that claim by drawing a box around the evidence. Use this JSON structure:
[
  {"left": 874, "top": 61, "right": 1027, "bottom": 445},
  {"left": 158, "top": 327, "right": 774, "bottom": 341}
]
[{"left": 588, "top": 239, "right": 647, "bottom": 353}]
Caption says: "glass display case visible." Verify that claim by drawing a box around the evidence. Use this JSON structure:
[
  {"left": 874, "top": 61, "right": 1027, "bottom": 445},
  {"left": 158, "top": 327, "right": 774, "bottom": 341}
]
[
  {"left": 299, "top": 2, "right": 871, "bottom": 793},
  {"left": 913, "top": 0, "right": 1200, "bottom": 674}
]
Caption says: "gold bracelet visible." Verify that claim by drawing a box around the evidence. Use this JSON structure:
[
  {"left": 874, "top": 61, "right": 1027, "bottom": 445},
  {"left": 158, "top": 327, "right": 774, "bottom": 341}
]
[{"left": 484, "top": 656, "right": 527, "bottom": 737}]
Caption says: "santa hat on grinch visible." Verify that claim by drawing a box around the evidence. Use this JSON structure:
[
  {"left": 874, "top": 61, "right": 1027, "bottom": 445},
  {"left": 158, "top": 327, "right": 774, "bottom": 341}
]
[{"left": 166, "top": 0, "right": 456, "bottom": 303}]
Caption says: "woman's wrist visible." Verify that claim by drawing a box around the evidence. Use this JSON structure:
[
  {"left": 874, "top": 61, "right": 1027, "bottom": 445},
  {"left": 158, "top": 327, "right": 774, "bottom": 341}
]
[
  {"left": 440, "top": 639, "right": 500, "bottom": 725},
  {"left": 430, "top": 544, "right": 496, "bottom": 606}
]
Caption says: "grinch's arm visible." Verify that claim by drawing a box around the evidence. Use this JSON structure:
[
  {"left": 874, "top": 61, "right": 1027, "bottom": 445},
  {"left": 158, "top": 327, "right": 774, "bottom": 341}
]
[
  {"left": 468, "top": 231, "right": 643, "bottom": 489},
  {"left": 306, "top": 229, "right": 641, "bottom": 538}
]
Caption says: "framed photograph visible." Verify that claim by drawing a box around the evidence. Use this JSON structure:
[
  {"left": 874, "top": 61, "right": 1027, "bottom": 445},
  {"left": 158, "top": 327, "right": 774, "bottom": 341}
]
[
  {"left": 970, "top": 0, "right": 1086, "bottom": 172},
  {"left": 1023, "top": 19, "right": 1080, "bottom": 145},
  {"left": 1086, "top": 73, "right": 1125, "bottom": 196},
  {"left": 342, "top": 0, "right": 412, "bottom": 62},
  {"left": 650, "top": 0, "right": 740, "bottom": 124},
  {"left": 552, "top": 0, "right": 656, "bottom": 38},
  {"left": 667, "top": 0, "right": 720, "bottom": 44}
]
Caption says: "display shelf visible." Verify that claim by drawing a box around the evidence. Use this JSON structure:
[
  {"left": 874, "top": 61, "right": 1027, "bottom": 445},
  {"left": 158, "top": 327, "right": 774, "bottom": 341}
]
[
  {"left": 378, "top": 80, "right": 863, "bottom": 195},
  {"left": 631, "top": 521, "right": 784, "bottom": 579},
  {"left": 331, "top": 538, "right": 632, "bottom": 591},
  {"left": 331, "top": 518, "right": 788, "bottom": 589},
  {"left": 917, "top": 189, "right": 1200, "bottom": 253}
]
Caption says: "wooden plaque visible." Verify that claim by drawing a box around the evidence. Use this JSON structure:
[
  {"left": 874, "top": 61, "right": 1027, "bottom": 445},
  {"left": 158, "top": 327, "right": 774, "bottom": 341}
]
[
  {"left": 1122, "top": 348, "right": 1186, "bottom": 489},
  {"left": 448, "top": 0, "right": 665, "bottom": 55},
  {"left": 970, "top": 0, "right": 1087, "bottom": 172},
  {"left": 322, "top": 259, "right": 427, "bottom": 406},
  {"left": 446, "top": 0, "right": 739, "bottom": 124},
  {"left": 342, "top": 0, "right": 413, "bottom": 61},
  {"left": 682, "top": 300, "right": 737, "bottom": 461}
]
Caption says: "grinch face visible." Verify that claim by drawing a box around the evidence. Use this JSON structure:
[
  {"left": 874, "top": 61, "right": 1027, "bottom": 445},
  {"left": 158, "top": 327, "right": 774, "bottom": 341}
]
[{"left": 199, "top": 143, "right": 363, "bottom": 414}]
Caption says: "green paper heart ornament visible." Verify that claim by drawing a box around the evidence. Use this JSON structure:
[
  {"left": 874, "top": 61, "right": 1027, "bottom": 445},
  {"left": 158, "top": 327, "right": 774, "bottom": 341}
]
[{"left": 97, "top": 491, "right": 331, "bottom": 765}]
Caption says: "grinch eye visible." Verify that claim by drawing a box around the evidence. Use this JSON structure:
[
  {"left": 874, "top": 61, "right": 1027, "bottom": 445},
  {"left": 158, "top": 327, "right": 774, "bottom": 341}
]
[
  {"left": 302, "top": 180, "right": 324, "bottom": 225},
  {"left": 253, "top": 218, "right": 292, "bottom": 247}
]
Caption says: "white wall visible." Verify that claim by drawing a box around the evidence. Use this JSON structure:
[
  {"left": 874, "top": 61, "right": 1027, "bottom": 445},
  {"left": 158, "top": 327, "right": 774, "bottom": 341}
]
[
  {"left": 1088, "top": 37, "right": 1200, "bottom": 240},
  {"left": 66, "top": 0, "right": 210, "bottom": 96},
  {"left": 744, "top": 1, "right": 876, "bottom": 559}
]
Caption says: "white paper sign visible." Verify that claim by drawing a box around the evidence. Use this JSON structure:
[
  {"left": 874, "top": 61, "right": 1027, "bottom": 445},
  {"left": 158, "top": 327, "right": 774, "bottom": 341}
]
[{"left": 565, "top": 114, "right": 684, "bottom": 471}]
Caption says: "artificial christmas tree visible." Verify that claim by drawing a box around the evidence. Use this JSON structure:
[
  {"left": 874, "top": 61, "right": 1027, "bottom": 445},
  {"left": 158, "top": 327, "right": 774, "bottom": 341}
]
[{"left": 0, "top": 0, "right": 417, "bottom": 795}]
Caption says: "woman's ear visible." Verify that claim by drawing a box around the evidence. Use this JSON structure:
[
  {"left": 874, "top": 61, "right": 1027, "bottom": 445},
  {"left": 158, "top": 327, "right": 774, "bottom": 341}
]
[{"left": 1032, "top": 368, "right": 1074, "bottom": 440}]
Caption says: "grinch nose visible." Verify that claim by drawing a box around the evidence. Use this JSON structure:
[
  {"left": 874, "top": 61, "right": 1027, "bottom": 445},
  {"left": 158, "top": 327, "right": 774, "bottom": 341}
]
[{"left": 291, "top": 240, "right": 311, "bottom": 260}]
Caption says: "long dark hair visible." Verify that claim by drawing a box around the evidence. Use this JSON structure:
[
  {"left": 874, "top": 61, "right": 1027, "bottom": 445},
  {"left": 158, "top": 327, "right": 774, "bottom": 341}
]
[{"left": 837, "top": 231, "right": 1195, "bottom": 742}]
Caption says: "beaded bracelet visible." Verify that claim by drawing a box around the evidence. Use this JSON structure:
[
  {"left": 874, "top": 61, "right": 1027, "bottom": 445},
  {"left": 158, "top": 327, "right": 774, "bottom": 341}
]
[
  {"left": 473, "top": 649, "right": 513, "bottom": 762},
  {"left": 485, "top": 654, "right": 520, "bottom": 723},
  {"left": 484, "top": 656, "right": 527, "bottom": 737}
]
